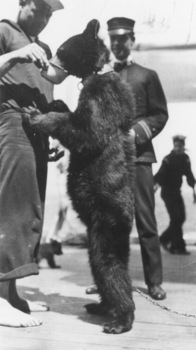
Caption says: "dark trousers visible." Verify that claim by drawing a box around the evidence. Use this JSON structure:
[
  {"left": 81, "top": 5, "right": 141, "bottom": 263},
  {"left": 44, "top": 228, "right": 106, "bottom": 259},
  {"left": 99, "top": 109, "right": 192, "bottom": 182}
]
[
  {"left": 160, "top": 189, "right": 186, "bottom": 250},
  {"left": 134, "top": 163, "right": 163, "bottom": 286},
  {"left": 0, "top": 112, "right": 48, "bottom": 281}
]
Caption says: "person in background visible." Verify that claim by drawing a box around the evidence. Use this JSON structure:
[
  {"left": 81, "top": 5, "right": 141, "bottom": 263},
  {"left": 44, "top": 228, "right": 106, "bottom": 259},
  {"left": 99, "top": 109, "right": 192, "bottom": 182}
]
[
  {"left": 0, "top": 0, "right": 64, "bottom": 328},
  {"left": 154, "top": 135, "right": 196, "bottom": 255},
  {"left": 103, "top": 16, "right": 168, "bottom": 301}
]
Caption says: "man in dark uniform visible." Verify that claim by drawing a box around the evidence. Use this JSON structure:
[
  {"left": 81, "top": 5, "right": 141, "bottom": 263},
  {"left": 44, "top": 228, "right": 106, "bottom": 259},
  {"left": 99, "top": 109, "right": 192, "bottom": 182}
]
[
  {"left": 107, "top": 17, "right": 168, "bottom": 300},
  {"left": 0, "top": 0, "right": 64, "bottom": 328},
  {"left": 154, "top": 135, "right": 196, "bottom": 255}
]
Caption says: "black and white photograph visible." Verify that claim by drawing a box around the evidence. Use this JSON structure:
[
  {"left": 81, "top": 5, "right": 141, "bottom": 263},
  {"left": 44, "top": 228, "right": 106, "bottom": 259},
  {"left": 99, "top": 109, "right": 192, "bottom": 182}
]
[{"left": 0, "top": 0, "right": 196, "bottom": 349}]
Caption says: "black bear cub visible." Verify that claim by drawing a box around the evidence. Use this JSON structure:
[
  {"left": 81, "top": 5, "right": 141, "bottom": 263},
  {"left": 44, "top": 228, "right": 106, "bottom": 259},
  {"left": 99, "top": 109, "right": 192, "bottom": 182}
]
[
  {"left": 36, "top": 239, "right": 63, "bottom": 268},
  {"left": 24, "top": 19, "right": 136, "bottom": 334}
]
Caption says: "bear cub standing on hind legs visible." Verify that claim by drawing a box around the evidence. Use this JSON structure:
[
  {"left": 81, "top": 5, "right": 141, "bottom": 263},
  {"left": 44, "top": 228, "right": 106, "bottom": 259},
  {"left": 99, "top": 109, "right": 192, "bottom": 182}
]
[{"left": 24, "top": 19, "right": 136, "bottom": 334}]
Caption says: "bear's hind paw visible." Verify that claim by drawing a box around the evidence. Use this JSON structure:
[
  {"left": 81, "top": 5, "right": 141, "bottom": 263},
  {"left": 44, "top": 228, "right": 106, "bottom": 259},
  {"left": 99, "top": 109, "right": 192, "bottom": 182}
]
[{"left": 103, "top": 313, "right": 134, "bottom": 334}]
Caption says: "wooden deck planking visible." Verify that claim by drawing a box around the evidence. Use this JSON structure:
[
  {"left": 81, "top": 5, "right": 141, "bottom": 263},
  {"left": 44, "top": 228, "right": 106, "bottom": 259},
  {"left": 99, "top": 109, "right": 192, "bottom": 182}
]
[{"left": 0, "top": 246, "right": 196, "bottom": 350}]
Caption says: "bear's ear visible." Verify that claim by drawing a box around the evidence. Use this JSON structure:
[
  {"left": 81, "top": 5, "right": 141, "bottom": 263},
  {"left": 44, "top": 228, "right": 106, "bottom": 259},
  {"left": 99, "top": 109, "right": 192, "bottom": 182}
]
[{"left": 83, "top": 19, "right": 100, "bottom": 38}]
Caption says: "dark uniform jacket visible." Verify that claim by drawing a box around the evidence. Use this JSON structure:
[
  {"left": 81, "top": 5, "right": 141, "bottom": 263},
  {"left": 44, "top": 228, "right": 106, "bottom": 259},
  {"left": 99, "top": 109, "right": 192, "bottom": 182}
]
[
  {"left": 118, "top": 63, "right": 168, "bottom": 163},
  {"left": 154, "top": 151, "right": 196, "bottom": 190}
]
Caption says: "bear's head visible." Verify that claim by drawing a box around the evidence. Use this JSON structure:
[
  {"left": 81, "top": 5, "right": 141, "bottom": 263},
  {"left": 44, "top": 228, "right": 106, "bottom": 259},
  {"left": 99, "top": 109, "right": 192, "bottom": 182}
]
[{"left": 55, "top": 19, "right": 109, "bottom": 79}]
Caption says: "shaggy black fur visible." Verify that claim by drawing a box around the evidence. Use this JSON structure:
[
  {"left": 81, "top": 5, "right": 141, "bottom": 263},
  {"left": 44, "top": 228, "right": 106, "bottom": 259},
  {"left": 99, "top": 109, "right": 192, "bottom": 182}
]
[{"left": 24, "top": 19, "right": 136, "bottom": 334}]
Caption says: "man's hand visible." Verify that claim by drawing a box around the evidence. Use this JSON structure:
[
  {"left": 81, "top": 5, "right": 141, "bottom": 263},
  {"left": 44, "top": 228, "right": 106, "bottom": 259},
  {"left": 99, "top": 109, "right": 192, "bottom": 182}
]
[
  {"left": 22, "top": 105, "right": 41, "bottom": 117},
  {"left": 22, "top": 106, "right": 41, "bottom": 128},
  {"left": 0, "top": 43, "right": 49, "bottom": 79},
  {"left": 16, "top": 43, "right": 49, "bottom": 70}
]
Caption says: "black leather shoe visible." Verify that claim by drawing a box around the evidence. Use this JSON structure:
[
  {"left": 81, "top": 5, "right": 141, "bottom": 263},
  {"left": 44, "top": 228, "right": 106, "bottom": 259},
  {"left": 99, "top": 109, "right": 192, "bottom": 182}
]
[
  {"left": 148, "top": 284, "right": 166, "bottom": 300},
  {"left": 85, "top": 284, "right": 98, "bottom": 294}
]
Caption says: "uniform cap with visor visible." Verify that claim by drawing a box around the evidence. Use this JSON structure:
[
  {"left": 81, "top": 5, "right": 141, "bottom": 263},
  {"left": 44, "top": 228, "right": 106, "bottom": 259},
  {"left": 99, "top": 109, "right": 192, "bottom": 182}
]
[{"left": 107, "top": 17, "right": 135, "bottom": 35}]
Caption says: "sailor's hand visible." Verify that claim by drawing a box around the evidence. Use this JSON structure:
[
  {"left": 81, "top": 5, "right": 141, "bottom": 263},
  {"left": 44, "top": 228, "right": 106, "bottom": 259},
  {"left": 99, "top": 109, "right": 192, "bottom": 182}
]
[
  {"left": 16, "top": 43, "right": 49, "bottom": 69},
  {"left": 22, "top": 106, "right": 41, "bottom": 129}
]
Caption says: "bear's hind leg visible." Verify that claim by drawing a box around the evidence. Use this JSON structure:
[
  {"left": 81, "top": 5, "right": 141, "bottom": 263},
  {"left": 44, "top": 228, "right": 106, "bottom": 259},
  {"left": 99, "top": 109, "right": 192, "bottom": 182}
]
[{"left": 87, "top": 222, "right": 135, "bottom": 334}]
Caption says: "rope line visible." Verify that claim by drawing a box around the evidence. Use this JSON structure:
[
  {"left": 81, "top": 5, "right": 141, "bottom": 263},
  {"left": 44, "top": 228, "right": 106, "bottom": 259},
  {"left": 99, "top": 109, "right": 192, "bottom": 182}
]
[{"left": 134, "top": 287, "right": 196, "bottom": 319}]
